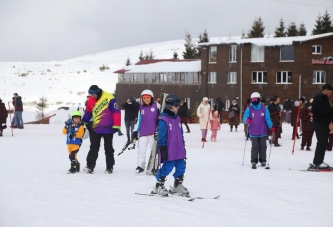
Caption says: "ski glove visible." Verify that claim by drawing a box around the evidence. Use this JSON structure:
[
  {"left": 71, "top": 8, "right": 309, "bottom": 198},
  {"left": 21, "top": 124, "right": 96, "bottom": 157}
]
[
  {"left": 246, "top": 118, "right": 252, "bottom": 124},
  {"left": 271, "top": 127, "right": 275, "bottom": 132},
  {"left": 64, "top": 119, "right": 73, "bottom": 128},
  {"left": 159, "top": 146, "right": 168, "bottom": 161},
  {"left": 132, "top": 131, "right": 138, "bottom": 140}
]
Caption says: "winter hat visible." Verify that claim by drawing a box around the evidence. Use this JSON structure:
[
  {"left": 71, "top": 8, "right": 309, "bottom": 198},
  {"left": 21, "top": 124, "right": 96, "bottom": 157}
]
[
  {"left": 251, "top": 92, "right": 260, "bottom": 98},
  {"left": 88, "top": 85, "right": 102, "bottom": 100},
  {"left": 299, "top": 97, "right": 305, "bottom": 103},
  {"left": 203, "top": 97, "right": 208, "bottom": 101},
  {"left": 294, "top": 101, "right": 300, "bottom": 107}
]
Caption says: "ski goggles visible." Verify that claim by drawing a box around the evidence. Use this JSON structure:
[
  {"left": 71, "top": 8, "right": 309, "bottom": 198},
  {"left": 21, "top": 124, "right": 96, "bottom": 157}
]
[
  {"left": 142, "top": 95, "right": 151, "bottom": 100},
  {"left": 173, "top": 102, "right": 181, "bottom": 108},
  {"left": 88, "top": 89, "right": 100, "bottom": 95},
  {"left": 251, "top": 97, "right": 259, "bottom": 102}
]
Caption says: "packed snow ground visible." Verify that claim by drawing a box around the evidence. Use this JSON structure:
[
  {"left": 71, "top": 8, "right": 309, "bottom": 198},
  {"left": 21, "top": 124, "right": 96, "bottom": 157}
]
[{"left": 1, "top": 111, "right": 333, "bottom": 227}]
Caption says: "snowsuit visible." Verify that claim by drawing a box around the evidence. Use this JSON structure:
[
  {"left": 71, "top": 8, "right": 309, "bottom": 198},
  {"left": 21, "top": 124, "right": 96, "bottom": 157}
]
[
  {"left": 134, "top": 101, "right": 159, "bottom": 169},
  {"left": 300, "top": 107, "right": 314, "bottom": 149},
  {"left": 156, "top": 110, "right": 186, "bottom": 180},
  {"left": 62, "top": 124, "right": 85, "bottom": 161},
  {"left": 243, "top": 102, "right": 273, "bottom": 164},
  {"left": 196, "top": 101, "right": 211, "bottom": 140},
  {"left": 210, "top": 116, "right": 220, "bottom": 141},
  {"left": 82, "top": 91, "right": 121, "bottom": 170}
]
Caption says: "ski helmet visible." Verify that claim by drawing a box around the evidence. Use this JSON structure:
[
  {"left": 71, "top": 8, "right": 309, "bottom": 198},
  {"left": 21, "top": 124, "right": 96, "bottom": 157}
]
[
  {"left": 71, "top": 110, "right": 82, "bottom": 119},
  {"left": 141, "top": 89, "right": 154, "bottom": 98},
  {"left": 251, "top": 92, "right": 260, "bottom": 98},
  {"left": 165, "top": 94, "right": 181, "bottom": 110}
]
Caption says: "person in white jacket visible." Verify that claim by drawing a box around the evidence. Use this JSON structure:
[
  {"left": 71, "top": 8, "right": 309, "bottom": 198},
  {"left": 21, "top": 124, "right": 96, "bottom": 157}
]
[{"left": 196, "top": 97, "right": 211, "bottom": 142}]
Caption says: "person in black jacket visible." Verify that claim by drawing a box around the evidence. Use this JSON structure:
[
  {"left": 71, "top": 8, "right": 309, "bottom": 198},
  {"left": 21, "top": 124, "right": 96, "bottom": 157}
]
[
  {"left": 178, "top": 100, "right": 190, "bottom": 133},
  {"left": 308, "top": 84, "right": 333, "bottom": 171},
  {"left": 122, "top": 96, "right": 140, "bottom": 142},
  {"left": 13, "top": 93, "right": 24, "bottom": 129},
  {"left": 283, "top": 97, "right": 293, "bottom": 123},
  {"left": 0, "top": 97, "right": 8, "bottom": 136},
  {"left": 214, "top": 97, "right": 224, "bottom": 123}
]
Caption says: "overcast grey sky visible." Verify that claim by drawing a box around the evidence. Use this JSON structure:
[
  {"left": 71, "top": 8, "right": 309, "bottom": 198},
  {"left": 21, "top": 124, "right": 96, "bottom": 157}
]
[{"left": 0, "top": 0, "right": 332, "bottom": 62}]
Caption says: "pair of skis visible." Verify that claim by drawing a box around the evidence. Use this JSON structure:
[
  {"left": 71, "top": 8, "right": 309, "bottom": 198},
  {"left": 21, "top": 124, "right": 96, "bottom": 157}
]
[
  {"left": 118, "top": 138, "right": 137, "bottom": 156},
  {"left": 135, "top": 192, "right": 220, "bottom": 202}
]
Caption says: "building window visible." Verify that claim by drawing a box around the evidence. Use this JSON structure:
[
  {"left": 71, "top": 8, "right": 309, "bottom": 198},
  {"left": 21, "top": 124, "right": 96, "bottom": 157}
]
[
  {"left": 209, "top": 46, "right": 217, "bottom": 63},
  {"left": 184, "top": 98, "right": 190, "bottom": 109},
  {"left": 312, "top": 45, "right": 321, "bottom": 54},
  {"left": 228, "top": 72, "right": 237, "bottom": 84},
  {"left": 208, "top": 72, "right": 217, "bottom": 83},
  {"left": 280, "top": 46, "right": 294, "bottom": 61},
  {"left": 252, "top": 71, "right": 267, "bottom": 83},
  {"left": 159, "top": 73, "right": 167, "bottom": 83},
  {"left": 313, "top": 71, "right": 326, "bottom": 84},
  {"left": 251, "top": 44, "right": 265, "bottom": 62},
  {"left": 225, "top": 100, "right": 230, "bottom": 110},
  {"left": 229, "top": 45, "right": 237, "bottom": 62},
  {"left": 276, "top": 71, "right": 292, "bottom": 84}
]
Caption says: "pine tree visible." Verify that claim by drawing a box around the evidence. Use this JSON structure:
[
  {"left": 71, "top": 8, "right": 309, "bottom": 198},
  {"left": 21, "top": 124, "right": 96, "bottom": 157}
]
[
  {"left": 275, "top": 18, "right": 287, "bottom": 37},
  {"left": 241, "top": 30, "right": 246, "bottom": 39},
  {"left": 197, "top": 29, "right": 209, "bottom": 58},
  {"left": 247, "top": 17, "right": 265, "bottom": 38},
  {"left": 148, "top": 49, "right": 155, "bottom": 60},
  {"left": 183, "top": 31, "right": 198, "bottom": 59},
  {"left": 36, "top": 96, "right": 49, "bottom": 120},
  {"left": 173, "top": 50, "right": 178, "bottom": 59},
  {"left": 298, "top": 22, "right": 307, "bottom": 36},
  {"left": 286, "top": 22, "right": 298, "bottom": 36},
  {"left": 321, "top": 10, "right": 333, "bottom": 33},
  {"left": 312, "top": 14, "right": 323, "bottom": 35},
  {"left": 138, "top": 50, "right": 144, "bottom": 62},
  {"left": 125, "top": 57, "right": 131, "bottom": 66}
]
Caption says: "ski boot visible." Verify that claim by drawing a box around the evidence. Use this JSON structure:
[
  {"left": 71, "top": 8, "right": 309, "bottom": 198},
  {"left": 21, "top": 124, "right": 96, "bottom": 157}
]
[
  {"left": 67, "top": 160, "right": 77, "bottom": 174},
  {"left": 76, "top": 161, "right": 80, "bottom": 172},
  {"left": 83, "top": 166, "right": 94, "bottom": 174},
  {"left": 135, "top": 166, "right": 144, "bottom": 174},
  {"left": 104, "top": 168, "right": 113, "bottom": 174},
  {"left": 170, "top": 175, "right": 189, "bottom": 196},
  {"left": 307, "top": 163, "right": 319, "bottom": 171},
  {"left": 153, "top": 176, "right": 168, "bottom": 197},
  {"left": 251, "top": 163, "right": 257, "bottom": 169}
]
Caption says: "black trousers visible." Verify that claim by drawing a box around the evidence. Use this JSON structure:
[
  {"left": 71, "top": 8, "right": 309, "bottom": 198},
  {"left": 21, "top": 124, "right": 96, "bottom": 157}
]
[
  {"left": 250, "top": 137, "right": 267, "bottom": 164},
  {"left": 87, "top": 130, "right": 115, "bottom": 170},
  {"left": 125, "top": 120, "right": 135, "bottom": 141},
  {"left": 312, "top": 121, "right": 329, "bottom": 165}
]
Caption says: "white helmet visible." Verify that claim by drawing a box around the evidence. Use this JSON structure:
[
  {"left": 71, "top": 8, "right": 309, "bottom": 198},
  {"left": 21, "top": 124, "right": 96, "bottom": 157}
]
[
  {"left": 141, "top": 89, "right": 154, "bottom": 98},
  {"left": 251, "top": 92, "right": 260, "bottom": 98}
]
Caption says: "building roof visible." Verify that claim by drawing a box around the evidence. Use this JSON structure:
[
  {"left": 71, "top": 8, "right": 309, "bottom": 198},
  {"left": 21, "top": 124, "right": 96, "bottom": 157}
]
[
  {"left": 114, "top": 59, "right": 201, "bottom": 74},
  {"left": 198, "top": 32, "right": 333, "bottom": 47}
]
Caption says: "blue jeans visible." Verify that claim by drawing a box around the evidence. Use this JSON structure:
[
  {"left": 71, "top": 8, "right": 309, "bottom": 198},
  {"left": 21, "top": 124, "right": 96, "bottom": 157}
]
[
  {"left": 155, "top": 159, "right": 186, "bottom": 180},
  {"left": 285, "top": 110, "right": 290, "bottom": 123},
  {"left": 14, "top": 111, "right": 24, "bottom": 127}
]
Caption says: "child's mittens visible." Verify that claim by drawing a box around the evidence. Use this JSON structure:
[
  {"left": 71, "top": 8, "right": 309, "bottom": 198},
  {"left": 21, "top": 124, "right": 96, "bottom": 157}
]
[
  {"left": 246, "top": 118, "right": 252, "bottom": 124},
  {"left": 64, "top": 119, "right": 73, "bottom": 128},
  {"left": 159, "top": 146, "right": 168, "bottom": 161},
  {"left": 271, "top": 127, "right": 275, "bottom": 132}
]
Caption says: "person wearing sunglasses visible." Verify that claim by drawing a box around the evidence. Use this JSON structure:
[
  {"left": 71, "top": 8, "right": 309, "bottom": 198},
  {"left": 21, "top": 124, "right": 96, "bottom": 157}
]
[
  {"left": 153, "top": 94, "right": 188, "bottom": 197},
  {"left": 132, "top": 89, "right": 159, "bottom": 174},
  {"left": 81, "top": 85, "right": 121, "bottom": 174},
  {"left": 243, "top": 92, "right": 274, "bottom": 169}
]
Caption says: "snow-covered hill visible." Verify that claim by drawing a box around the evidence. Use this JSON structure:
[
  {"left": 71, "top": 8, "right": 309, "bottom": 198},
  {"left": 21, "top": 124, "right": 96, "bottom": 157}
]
[{"left": 0, "top": 39, "right": 185, "bottom": 112}]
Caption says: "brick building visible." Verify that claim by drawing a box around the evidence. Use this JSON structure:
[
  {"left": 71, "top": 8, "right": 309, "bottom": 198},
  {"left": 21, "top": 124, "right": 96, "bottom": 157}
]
[{"left": 115, "top": 33, "right": 333, "bottom": 117}]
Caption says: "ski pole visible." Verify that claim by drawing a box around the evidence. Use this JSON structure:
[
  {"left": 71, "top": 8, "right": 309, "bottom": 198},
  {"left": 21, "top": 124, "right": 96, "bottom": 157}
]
[
  {"left": 7, "top": 102, "right": 13, "bottom": 137},
  {"left": 242, "top": 126, "right": 250, "bottom": 166},
  {"left": 265, "top": 135, "right": 273, "bottom": 169}
]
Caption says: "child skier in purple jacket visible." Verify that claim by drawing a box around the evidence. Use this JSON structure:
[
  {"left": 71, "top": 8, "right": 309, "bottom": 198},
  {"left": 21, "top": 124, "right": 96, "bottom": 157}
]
[{"left": 153, "top": 94, "right": 189, "bottom": 196}]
